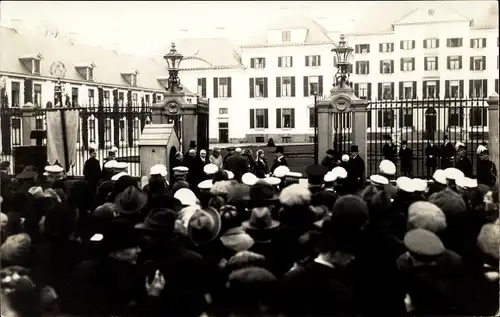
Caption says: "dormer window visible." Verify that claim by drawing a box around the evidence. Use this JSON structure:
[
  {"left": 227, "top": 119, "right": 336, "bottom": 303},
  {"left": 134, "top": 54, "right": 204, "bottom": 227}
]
[
  {"left": 19, "top": 54, "right": 43, "bottom": 75},
  {"left": 75, "top": 63, "right": 96, "bottom": 81},
  {"left": 122, "top": 70, "right": 139, "bottom": 87},
  {"left": 282, "top": 31, "right": 291, "bottom": 42}
]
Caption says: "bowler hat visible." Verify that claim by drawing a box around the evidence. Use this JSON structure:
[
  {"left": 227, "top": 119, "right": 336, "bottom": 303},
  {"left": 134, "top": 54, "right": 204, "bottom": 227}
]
[
  {"left": 350, "top": 145, "right": 359, "bottom": 152},
  {"left": 114, "top": 185, "right": 148, "bottom": 214},
  {"left": 246, "top": 181, "right": 279, "bottom": 207},
  {"left": 135, "top": 208, "right": 177, "bottom": 234},
  {"left": 242, "top": 207, "right": 280, "bottom": 231}
]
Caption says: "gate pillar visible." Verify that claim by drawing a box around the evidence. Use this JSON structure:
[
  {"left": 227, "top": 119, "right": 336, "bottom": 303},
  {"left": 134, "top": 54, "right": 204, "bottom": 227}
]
[{"left": 487, "top": 93, "right": 499, "bottom": 183}]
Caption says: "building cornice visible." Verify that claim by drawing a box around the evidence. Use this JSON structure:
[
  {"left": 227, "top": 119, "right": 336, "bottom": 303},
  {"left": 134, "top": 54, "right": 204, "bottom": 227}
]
[
  {"left": 346, "top": 31, "right": 394, "bottom": 37},
  {"left": 0, "top": 70, "right": 164, "bottom": 92},
  {"left": 179, "top": 65, "right": 245, "bottom": 71},
  {"left": 239, "top": 41, "right": 334, "bottom": 49},
  {"left": 393, "top": 19, "right": 471, "bottom": 27},
  {"left": 470, "top": 25, "right": 499, "bottom": 30}
]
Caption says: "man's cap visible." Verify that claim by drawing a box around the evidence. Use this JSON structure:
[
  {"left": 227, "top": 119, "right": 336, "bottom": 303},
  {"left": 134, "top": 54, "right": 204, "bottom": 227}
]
[
  {"left": 455, "top": 141, "right": 466, "bottom": 150},
  {"left": 370, "top": 175, "right": 389, "bottom": 187},
  {"left": 444, "top": 168, "right": 464, "bottom": 181},
  {"left": 149, "top": 164, "right": 167, "bottom": 177},
  {"left": 203, "top": 163, "right": 219, "bottom": 175},
  {"left": 396, "top": 176, "right": 415, "bottom": 193},
  {"left": 173, "top": 166, "right": 189, "bottom": 173},
  {"left": 104, "top": 160, "right": 118, "bottom": 169},
  {"left": 111, "top": 171, "right": 128, "bottom": 181},
  {"left": 324, "top": 171, "right": 338, "bottom": 183},
  {"left": 174, "top": 188, "right": 198, "bottom": 206},
  {"left": 432, "top": 169, "right": 447, "bottom": 185},
  {"left": 263, "top": 177, "right": 281, "bottom": 186},
  {"left": 114, "top": 162, "right": 129, "bottom": 170},
  {"left": 379, "top": 160, "right": 396, "bottom": 176},
  {"left": 198, "top": 179, "right": 213, "bottom": 190},
  {"left": 224, "top": 170, "right": 234, "bottom": 180},
  {"left": 227, "top": 146, "right": 236, "bottom": 152},
  {"left": 412, "top": 178, "right": 428, "bottom": 192},
  {"left": 305, "top": 164, "right": 329, "bottom": 185},
  {"left": 404, "top": 228, "right": 445, "bottom": 258},
  {"left": 285, "top": 171, "right": 303, "bottom": 179},
  {"left": 273, "top": 166, "right": 290, "bottom": 178},
  {"left": 242, "top": 172, "right": 258, "bottom": 186},
  {"left": 341, "top": 154, "right": 349, "bottom": 162},
  {"left": 332, "top": 166, "right": 348, "bottom": 179},
  {"left": 44, "top": 165, "right": 64, "bottom": 174}
]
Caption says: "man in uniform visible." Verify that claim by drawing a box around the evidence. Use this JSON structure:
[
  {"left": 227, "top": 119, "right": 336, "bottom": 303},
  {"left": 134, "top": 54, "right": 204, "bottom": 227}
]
[
  {"left": 270, "top": 146, "right": 288, "bottom": 173},
  {"left": 425, "top": 139, "right": 439, "bottom": 179},
  {"left": 455, "top": 142, "right": 472, "bottom": 177},
  {"left": 348, "top": 145, "right": 365, "bottom": 194},
  {"left": 382, "top": 135, "right": 397, "bottom": 163},
  {"left": 399, "top": 141, "right": 413, "bottom": 177},
  {"left": 477, "top": 147, "right": 497, "bottom": 187},
  {"left": 439, "top": 135, "right": 454, "bottom": 169},
  {"left": 305, "top": 164, "right": 329, "bottom": 195}
]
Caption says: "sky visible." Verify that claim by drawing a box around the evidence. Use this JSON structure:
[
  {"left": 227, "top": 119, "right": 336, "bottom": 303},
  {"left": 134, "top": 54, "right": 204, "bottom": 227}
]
[{"left": 1, "top": 1, "right": 496, "bottom": 56}]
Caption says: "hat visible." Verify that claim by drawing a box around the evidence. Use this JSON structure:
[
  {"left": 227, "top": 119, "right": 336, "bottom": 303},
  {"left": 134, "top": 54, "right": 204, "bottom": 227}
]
[
  {"left": 135, "top": 208, "right": 177, "bottom": 234},
  {"left": 341, "top": 154, "right": 349, "bottom": 162},
  {"left": 242, "top": 207, "right": 280, "bottom": 231},
  {"left": 44, "top": 164, "right": 63, "bottom": 175},
  {"left": 332, "top": 166, "right": 347, "bottom": 179},
  {"left": 114, "top": 186, "right": 148, "bottom": 214},
  {"left": 150, "top": 164, "right": 168, "bottom": 177},
  {"left": 444, "top": 168, "right": 464, "bottom": 181},
  {"left": 279, "top": 184, "right": 312, "bottom": 207},
  {"left": 273, "top": 165, "right": 290, "bottom": 178},
  {"left": 173, "top": 166, "right": 189, "bottom": 174},
  {"left": 464, "top": 177, "right": 478, "bottom": 189},
  {"left": 326, "top": 149, "right": 335, "bottom": 156},
  {"left": 401, "top": 140, "right": 408, "bottom": 145},
  {"left": 203, "top": 163, "right": 219, "bottom": 175},
  {"left": 350, "top": 145, "right": 359, "bottom": 152},
  {"left": 404, "top": 228, "right": 445, "bottom": 259},
  {"left": 213, "top": 147, "right": 220, "bottom": 152},
  {"left": 104, "top": 160, "right": 118, "bottom": 169},
  {"left": 198, "top": 179, "right": 213, "bottom": 190},
  {"left": 110, "top": 146, "right": 118, "bottom": 153},
  {"left": 412, "top": 178, "right": 428, "bottom": 192},
  {"left": 428, "top": 188, "right": 466, "bottom": 217},
  {"left": 263, "top": 177, "right": 281, "bottom": 186},
  {"left": 111, "top": 171, "right": 128, "bottom": 181},
  {"left": 174, "top": 188, "right": 198, "bottom": 206},
  {"left": 0, "top": 233, "right": 32, "bottom": 265},
  {"left": 408, "top": 201, "right": 447, "bottom": 233},
  {"left": 330, "top": 195, "right": 369, "bottom": 233},
  {"left": 432, "top": 169, "right": 447, "bottom": 185},
  {"left": 235, "top": 147, "right": 242, "bottom": 153},
  {"left": 247, "top": 181, "right": 279, "bottom": 206},
  {"left": 210, "top": 180, "right": 233, "bottom": 196},
  {"left": 114, "top": 162, "right": 129, "bottom": 170},
  {"left": 227, "top": 146, "right": 236, "bottom": 152},
  {"left": 324, "top": 171, "right": 338, "bottom": 183},
  {"left": 274, "top": 146, "right": 285, "bottom": 153},
  {"left": 455, "top": 141, "right": 466, "bottom": 150},
  {"left": 477, "top": 222, "right": 500, "bottom": 261},
  {"left": 242, "top": 172, "right": 258, "bottom": 186},
  {"left": 305, "top": 164, "right": 329, "bottom": 185},
  {"left": 370, "top": 175, "right": 389, "bottom": 188},
  {"left": 396, "top": 176, "right": 415, "bottom": 193},
  {"left": 15, "top": 166, "right": 38, "bottom": 180},
  {"left": 227, "top": 183, "right": 251, "bottom": 205},
  {"left": 477, "top": 145, "right": 488, "bottom": 155},
  {"left": 101, "top": 218, "right": 139, "bottom": 253},
  {"left": 379, "top": 160, "right": 396, "bottom": 176},
  {"left": 225, "top": 170, "right": 234, "bottom": 180},
  {"left": 285, "top": 171, "right": 303, "bottom": 179},
  {"left": 189, "top": 149, "right": 196, "bottom": 155},
  {"left": 189, "top": 140, "right": 196, "bottom": 148},
  {"left": 28, "top": 186, "right": 44, "bottom": 199},
  {"left": 187, "top": 206, "right": 222, "bottom": 245}
]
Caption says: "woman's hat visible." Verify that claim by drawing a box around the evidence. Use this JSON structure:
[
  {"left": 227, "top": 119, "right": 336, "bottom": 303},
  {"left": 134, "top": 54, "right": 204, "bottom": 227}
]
[
  {"left": 114, "top": 186, "right": 148, "bottom": 214},
  {"left": 246, "top": 181, "right": 279, "bottom": 206},
  {"left": 242, "top": 207, "right": 280, "bottom": 231},
  {"left": 187, "top": 206, "right": 222, "bottom": 245},
  {"left": 135, "top": 208, "right": 177, "bottom": 234}
]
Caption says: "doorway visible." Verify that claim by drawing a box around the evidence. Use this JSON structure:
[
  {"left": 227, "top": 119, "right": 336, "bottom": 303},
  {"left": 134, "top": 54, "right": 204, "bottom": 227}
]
[
  {"left": 425, "top": 108, "right": 437, "bottom": 132},
  {"left": 218, "top": 122, "right": 229, "bottom": 143}
]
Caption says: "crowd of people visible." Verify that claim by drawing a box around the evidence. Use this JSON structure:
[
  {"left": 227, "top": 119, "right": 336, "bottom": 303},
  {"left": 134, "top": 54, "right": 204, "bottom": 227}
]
[{"left": 0, "top": 141, "right": 499, "bottom": 317}]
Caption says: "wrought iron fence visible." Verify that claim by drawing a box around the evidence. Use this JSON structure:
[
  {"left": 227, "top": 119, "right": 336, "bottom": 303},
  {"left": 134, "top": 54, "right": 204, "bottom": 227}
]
[
  {"left": 366, "top": 97, "right": 488, "bottom": 178},
  {"left": 0, "top": 104, "right": 152, "bottom": 177}
]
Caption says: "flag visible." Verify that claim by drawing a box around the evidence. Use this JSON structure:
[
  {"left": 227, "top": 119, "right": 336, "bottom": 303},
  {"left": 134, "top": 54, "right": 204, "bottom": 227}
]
[{"left": 46, "top": 109, "right": 79, "bottom": 170}]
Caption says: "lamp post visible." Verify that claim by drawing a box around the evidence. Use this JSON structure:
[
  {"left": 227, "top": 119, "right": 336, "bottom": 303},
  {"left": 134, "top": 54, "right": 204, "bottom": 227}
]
[
  {"left": 311, "top": 85, "right": 319, "bottom": 164},
  {"left": 163, "top": 42, "right": 184, "bottom": 93},
  {"left": 332, "top": 34, "right": 354, "bottom": 88}
]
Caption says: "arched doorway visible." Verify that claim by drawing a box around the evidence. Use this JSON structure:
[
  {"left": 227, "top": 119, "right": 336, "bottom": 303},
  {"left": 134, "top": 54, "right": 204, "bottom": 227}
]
[
  {"left": 425, "top": 108, "right": 437, "bottom": 140},
  {"left": 169, "top": 146, "right": 177, "bottom": 184}
]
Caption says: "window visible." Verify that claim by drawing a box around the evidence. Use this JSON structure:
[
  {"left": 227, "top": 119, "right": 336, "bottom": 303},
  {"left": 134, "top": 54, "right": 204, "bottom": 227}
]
[
  {"left": 471, "top": 56, "right": 486, "bottom": 71},
  {"left": 11, "top": 118, "right": 21, "bottom": 145},
  {"left": 382, "top": 83, "right": 393, "bottom": 100},
  {"left": 218, "top": 122, "right": 229, "bottom": 143},
  {"left": 309, "top": 108, "right": 316, "bottom": 128},
  {"left": 250, "top": 78, "right": 267, "bottom": 98},
  {"left": 447, "top": 38, "right": 463, "bottom": 48},
  {"left": 197, "top": 78, "right": 207, "bottom": 98},
  {"left": 400, "top": 40, "right": 415, "bottom": 50},
  {"left": 88, "top": 89, "right": 95, "bottom": 106},
  {"left": 88, "top": 118, "right": 96, "bottom": 143},
  {"left": 105, "top": 119, "right": 112, "bottom": 142},
  {"left": 381, "top": 60, "right": 393, "bottom": 74},
  {"left": 355, "top": 44, "right": 370, "bottom": 54},
  {"left": 11, "top": 82, "right": 20, "bottom": 107},
  {"left": 34, "top": 84, "right": 42, "bottom": 107},
  {"left": 356, "top": 61, "right": 370, "bottom": 74},
  {"left": 278, "top": 76, "right": 294, "bottom": 97},
  {"left": 424, "top": 38, "right": 439, "bottom": 49},
  {"left": 358, "top": 83, "right": 368, "bottom": 99},
  {"left": 401, "top": 108, "right": 413, "bottom": 127},
  {"left": 277, "top": 108, "right": 295, "bottom": 129},
  {"left": 378, "top": 110, "right": 395, "bottom": 127},
  {"left": 133, "top": 118, "right": 140, "bottom": 141},
  {"left": 35, "top": 117, "right": 44, "bottom": 130},
  {"left": 104, "top": 91, "right": 110, "bottom": 107},
  {"left": 470, "top": 79, "right": 487, "bottom": 98},
  {"left": 87, "top": 68, "right": 94, "bottom": 81},
  {"left": 255, "top": 136, "right": 265, "bottom": 143},
  {"left": 425, "top": 56, "right": 438, "bottom": 71},
  {"left": 303, "top": 76, "right": 323, "bottom": 96},
  {"left": 278, "top": 56, "right": 293, "bottom": 68},
  {"left": 401, "top": 58, "right": 415, "bottom": 71},
  {"left": 33, "top": 60, "right": 41, "bottom": 75},
  {"left": 218, "top": 108, "right": 228, "bottom": 115},
  {"left": 118, "top": 92, "right": 124, "bottom": 107},
  {"left": 281, "top": 137, "right": 292, "bottom": 143},
  {"left": 282, "top": 31, "right": 291, "bottom": 42},
  {"left": 71, "top": 87, "right": 78, "bottom": 107},
  {"left": 379, "top": 43, "right": 394, "bottom": 53},
  {"left": 130, "top": 74, "right": 137, "bottom": 86},
  {"left": 402, "top": 82, "right": 414, "bottom": 99},
  {"left": 470, "top": 38, "right": 486, "bottom": 48},
  {"left": 450, "top": 80, "right": 460, "bottom": 98},
  {"left": 119, "top": 119, "right": 125, "bottom": 141},
  {"left": 305, "top": 55, "right": 321, "bottom": 67},
  {"left": 449, "top": 108, "right": 463, "bottom": 127},
  {"left": 215, "top": 77, "right": 231, "bottom": 98},
  {"left": 145, "top": 94, "right": 150, "bottom": 105},
  {"left": 470, "top": 108, "right": 487, "bottom": 126},
  {"left": 249, "top": 108, "right": 268, "bottom": 129},
  {"left": 250, "top": 58, "right": 266, "bottom": 69},
  {"left": 132, "top": 93, "right": 138, "bottom": 106},
  {"left": 424, "top": 81, "right": 437, "bottom": 98},
  {"left": 448, "top": 56, "right": 462, "bottom": 70}
]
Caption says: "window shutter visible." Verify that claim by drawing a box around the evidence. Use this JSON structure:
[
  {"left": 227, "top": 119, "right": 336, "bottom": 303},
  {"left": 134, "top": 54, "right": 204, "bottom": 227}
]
[
  {"left": 291, "top": 77, "right": 296, "bottom": 97},
  {"left": 378, "top": 83, "right": 382, "bottom": 100},
  {"left": 470, "top": 57, "right": 474, "bottom": 70},
  {"left": 290, "top": 57, "right": 293, "bottom": 67},
  {"left": 482, "top": 38, "right": 486, "bottom": 47},
  {"left": 276, "top": 109, "right": 282, "bottom": 128},
  {"left": 496, "top": 79, "right": 499, "bottom": 93},
  {"left": 367, "top": 45, "right": 370, "bottom": 53},
  {"left": 202, "top": 78, "right": 207, "bottom": 97},
  {"left": 367, "top": 83, "right": 372, "bottom": 100},
  {"left": 318, "top": 56, "right": 321, "bottom": 66},
  {"left": 447, "top": 56, "right": 450, "bottom": 70},
  {"left": 436, "top": 57, "right": 438, "bottom": 70},
  {"left": 278, "top": 57, "right": 282, "bottom": 67},
  {"left": 412, "top": 58, "right": 415, "bottom": 71},
  {"left": 400, "top": 58, "right": 403, "bottom": 71},
  {"left": 399, "top": 82, "right": 403, "bottom": 100},
  {"left": 305, "top": 56, "right": 309, "bottom": 66},
  {"left": 263, "top": 59, "right": 266, "bottom": 68},
  {"left": 469, "top": 80, "right": 473, "bottom": 98},
  {"left": 318, "top": 76, "right": 323, "bottom": 95},
  {"left": 459, "top": 38, "right": 463, "bottom": 47},
  {"left": 399, "top": 109, "right": 403, "bottom": 128},
  {"left": 378, "top": 110, "right": 382, "bottom": 127},
  {"left": 263, "top": 78, "right": 268, "bottom": 97},
  {"left": 482, "top": 79, "right": 487, "bottom": 97},
  {"left": 379, "top": 60, "right": 383, "bottom": 74},
  {"left": 354, "top": 83, "right": 359, "bottom": 96},
  {"left": 423, "top": 81, "right": 427, "bottom": 99},
  {"left": 303, "top": 76, "right": 309, "bottom": 97},
  {"left": 482, "top": 56, "right": 486, "bottom": 70},
  {"left": 445, "top": 80, "right": 450, "bottom": 98},
  {"left": 356, "top": 61, "right": 360, "bottom": 74},
  {"left": 276, "top": 77, "right": 281, "bottom": 98},
  {"left": 423, "top": 39, "right": 427, "bottom": 49},
  {"left": 390, "top": 60, "right": 394, "bottom": 73},
  {"left": 379, "top": 43, "right": 383, "bottom": 52},
  {"left": 412, "top": 82, "right": 417, "bottom": 99},
  {"left": 447, "top": 39, "right": 451, "bottom": 47},
  {"left": 459, "top": 80, "right": 464, "bottom": 98},
  {"left": 249, "top": 78, "right": 254, "bottom": 98},
  {"left": 424, "top": 57, "right": 428, "bottom": 71},
  {"left": 400, "top": 41, "right": 404, "bottom": 49},
  {"left": 291, "top": 109, "right": 295, "bottom": 128},
  {"left": 366, "top": 61, "right": 370, "bottom": 74},
  {"left": 412, "top": 40, "right": 415, "bottom": 49},
  {"left": 470, "top": 39, "right": 474, "bottom": 48},
  {"left": 249, "top": 109, "right": 255, "bottom": 128},
  {"left": 250, "top": 58, "right": 255, "bottom": 68},
  {"left": 355, "top": 45, "right": 360, "bottom": 54},
  {"left": 213, "top": 78, "right": 219, "bottom": 98},
  {"left": 391, "top": 43, "right": 394, "bottom": 52},
  {"left": 390, "top": 82, "right": 395, "bottom": 100},
  {"left": 458, "top": 56, "right": 462, "bottom": 69},
  {"left": 264, "top": 109, "right": 269, "bottom": 128},
  {"left": 227, "top": 77, "right": 232, "bottom": 97}
]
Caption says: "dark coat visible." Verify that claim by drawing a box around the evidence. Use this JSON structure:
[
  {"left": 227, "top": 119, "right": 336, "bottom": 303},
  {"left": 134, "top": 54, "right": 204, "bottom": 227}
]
[
  {"left": 399, "top": 147, "right": 413, "bottom": 169},
  {"left": 425, "top": 144, "right": 439, "bottom": 168},
  {"left": 456, "top": 156, "right": 473, "bottom": 177},
  {"left": 254, "top": 158, "right": 269, "bottom": 178},
  {"left": 225, "top": 154, "right": 248, "bottom": 182},
  {"left": 477, "top": 159, "right": 497, "bottom": 187},
  {"left": 187, "top": 157, "right": 207, "bottom": 185},
  {"left": 321, "top": 156, "right": 337, "bottom": 171},
  {"left": 270, "top": 156, "right": 288, "bottom": 173},
  {"left": 347, "top": 155, "right": 365, "bottom": 193},
  {"left": 383, "top": 143, "right": 397, "bottom": 162},
  {"left": 83, "top": 157, "right": 102, "bottom": 186},
  {"left": 440, "top": 142, "right": 455, "bottom": 169}
]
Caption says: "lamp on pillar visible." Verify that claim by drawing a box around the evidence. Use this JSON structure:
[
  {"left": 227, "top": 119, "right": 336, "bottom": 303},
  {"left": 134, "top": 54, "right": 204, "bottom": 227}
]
[
  {"left": 332, "top": 34, "right": 354, "bottom": 88},
  {"left": 163, "top": 42, "right": 184, "bottom": 93}
]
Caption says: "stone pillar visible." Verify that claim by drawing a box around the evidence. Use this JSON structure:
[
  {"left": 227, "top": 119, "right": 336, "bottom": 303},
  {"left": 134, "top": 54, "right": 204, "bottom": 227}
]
[
  {"left": 21, "top": 102, "right": 36, "bottom": 146},
  {"left": 351, "top": 99, "right": 369, "bottom": 171},
  {"left": 316, "top": 100, "right": 333, "bottom": 164},
  {"left": 487, "top": 93, "right": 499, "bottom": 181},
  {"left": 182, "top": 104, "right": 197, "bottom": 153}
]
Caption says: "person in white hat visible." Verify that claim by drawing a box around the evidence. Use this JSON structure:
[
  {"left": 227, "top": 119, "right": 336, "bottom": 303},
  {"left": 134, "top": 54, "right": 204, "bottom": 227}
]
[
  {"left": 203, "top": 163, "right": 219, "bottom": 177},
  {"left": 455, "top": 142, "right": 472, "bottom": 178},
  {"left": 428, "top": 169, "right": 447, "bottom": 196},
  {"left": 379, "top": 160, "right": 398, "bottom": 199},
  {"left": 102, "top": 146, "right": 118, "bottom": 170},
  {"left": 44, "top": 165, "right": 65, "bottom": 181},
  {"left": 172, "top": 166, "right": 189, "bottom": 182},
  {"left": 241, "top": 172, "right": 258, "bottom": 186},
  {"left": 147, "top": 164, "right": 169, "bottom": 192}
]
